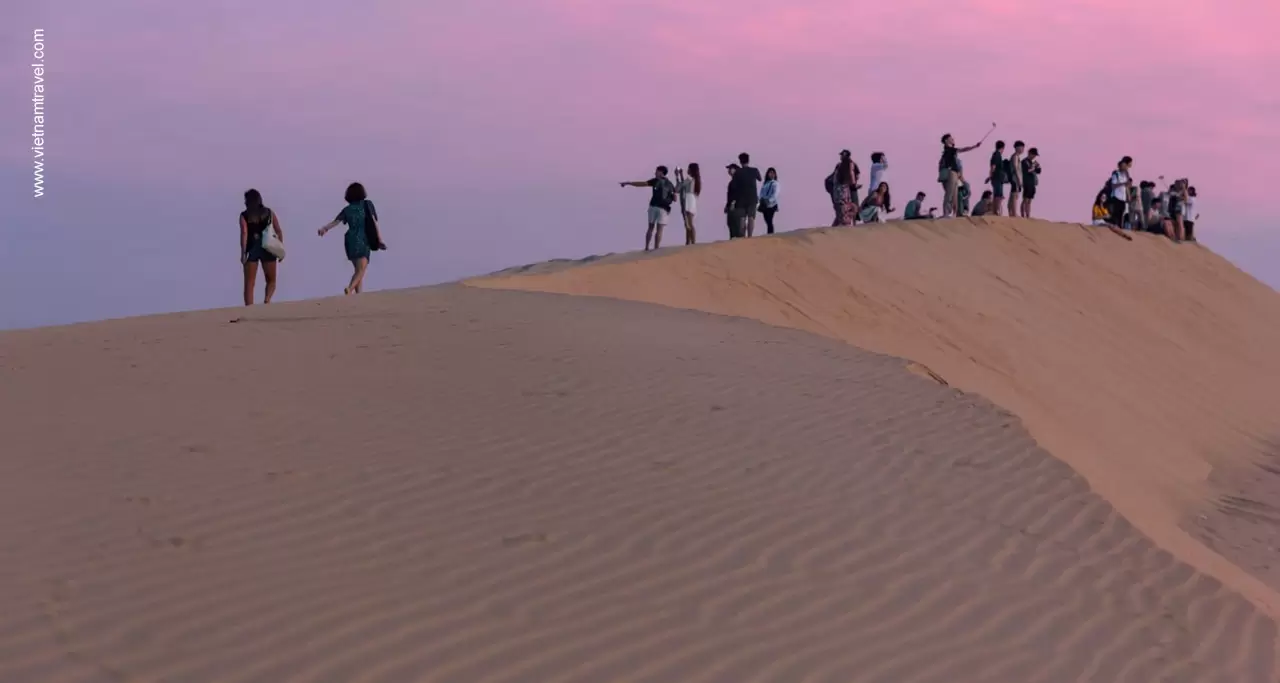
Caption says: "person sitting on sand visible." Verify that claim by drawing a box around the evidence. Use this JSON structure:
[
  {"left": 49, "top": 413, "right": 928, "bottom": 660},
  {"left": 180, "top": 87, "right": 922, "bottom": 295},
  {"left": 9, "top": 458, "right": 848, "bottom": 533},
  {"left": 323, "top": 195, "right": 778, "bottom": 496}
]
[
  {"left": 759, "top": 167, "right": 780, "bottom": 235},
  {"left": 1020, "top": 148, "right": 1041, "bottom": 218},
  {"left": 939, "top": 133, "right": 983, "bottom": 218},
  {"left": 971, "top": 189, "right": 994, "bottom": 216},
  {"left": 904, "top": 191, "right": 935, "bottom": 220},
  {"left": 619, "top": 165, "right": 677, "bottom": 251},
  {"left": 317, "top": 182, "right": 383, "bottom": 296},
  {"left": 1091, "top": 191, "right": 1111, "bottom": 226},
  {"left": 239, "top": 188, "right": 282, "bottom": 307},
  {"left": 956, "top": 173, "right": 972, "bottom": 217},
  {"left": 675, "top": 163, "right": 701, "bottom": 245},
  {"left": 858, "top": 182, "right": 894, "bottom": 223}
]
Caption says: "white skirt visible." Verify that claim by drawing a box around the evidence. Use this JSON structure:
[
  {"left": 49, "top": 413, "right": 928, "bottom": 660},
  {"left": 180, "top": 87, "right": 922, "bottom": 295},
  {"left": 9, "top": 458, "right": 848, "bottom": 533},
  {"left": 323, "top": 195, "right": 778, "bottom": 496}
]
[{"left": 681, "top": 194, "right": 697, "bottom": 216}]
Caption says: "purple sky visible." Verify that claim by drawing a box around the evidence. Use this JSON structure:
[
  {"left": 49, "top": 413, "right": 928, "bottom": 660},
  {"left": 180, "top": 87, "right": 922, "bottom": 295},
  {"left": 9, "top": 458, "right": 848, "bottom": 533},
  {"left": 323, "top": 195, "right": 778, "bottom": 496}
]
[{"left": 2, "top": 0, "right": 1278, "bottom": 330}]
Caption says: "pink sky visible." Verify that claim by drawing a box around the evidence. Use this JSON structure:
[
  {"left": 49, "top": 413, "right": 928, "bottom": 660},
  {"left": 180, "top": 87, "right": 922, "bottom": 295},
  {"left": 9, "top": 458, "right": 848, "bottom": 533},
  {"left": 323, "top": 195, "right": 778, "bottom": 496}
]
[{"left": 2, "top": 0, "right": 1277, "bottom": 328}]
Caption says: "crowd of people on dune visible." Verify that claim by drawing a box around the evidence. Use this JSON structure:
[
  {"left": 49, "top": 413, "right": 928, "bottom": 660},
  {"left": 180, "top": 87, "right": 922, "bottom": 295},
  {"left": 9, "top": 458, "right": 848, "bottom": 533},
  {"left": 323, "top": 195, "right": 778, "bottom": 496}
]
[
  {"left": 234, "top": 138, "right": 1201, "bottom": 306},
  {"left": 621, "top": 132, "right": 1200, "bottom": 252}
]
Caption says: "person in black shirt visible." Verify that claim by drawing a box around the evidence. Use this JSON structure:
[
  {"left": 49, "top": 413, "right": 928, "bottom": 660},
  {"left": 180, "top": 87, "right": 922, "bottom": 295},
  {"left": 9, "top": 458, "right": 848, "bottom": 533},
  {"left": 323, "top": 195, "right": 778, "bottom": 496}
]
[
  {"left": 724, "top": 164, "right": 742, "bottom": 239},
  {"left": 986, "top": 141, "right": 1007, "bottom": 216},
  {"left": 1020, "top": 148, "right": 1041, "bottom": 218},
  {"left": 619, "top": 165, "right": 677, "bottom": 251},
  {"left": 939, "top": 133, "right": 983, "bottom": 217},
  {"left": 729, "top": 152, "right": 763, "bottom": 236}
]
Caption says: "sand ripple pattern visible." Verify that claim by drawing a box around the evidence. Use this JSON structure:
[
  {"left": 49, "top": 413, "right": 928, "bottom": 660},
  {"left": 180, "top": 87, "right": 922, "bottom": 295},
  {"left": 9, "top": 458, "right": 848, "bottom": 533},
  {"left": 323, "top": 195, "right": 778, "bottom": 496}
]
[{"left": 1, "top": 286, "right": 1276, "bottom": 682}]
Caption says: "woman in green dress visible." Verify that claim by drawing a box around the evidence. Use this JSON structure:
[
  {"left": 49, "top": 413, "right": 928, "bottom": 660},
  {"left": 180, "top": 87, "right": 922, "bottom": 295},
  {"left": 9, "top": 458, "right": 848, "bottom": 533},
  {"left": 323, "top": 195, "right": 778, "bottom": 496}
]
[{"left": 317, "top": 182, "right": 384, "bottom": 295}]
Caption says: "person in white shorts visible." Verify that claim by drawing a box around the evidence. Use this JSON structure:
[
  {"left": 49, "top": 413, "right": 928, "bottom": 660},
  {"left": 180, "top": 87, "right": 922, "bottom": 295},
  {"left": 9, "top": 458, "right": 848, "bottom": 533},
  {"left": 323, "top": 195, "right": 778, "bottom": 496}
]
[{"left": 620, "top": 165, "right": 677, "bottom": 251}]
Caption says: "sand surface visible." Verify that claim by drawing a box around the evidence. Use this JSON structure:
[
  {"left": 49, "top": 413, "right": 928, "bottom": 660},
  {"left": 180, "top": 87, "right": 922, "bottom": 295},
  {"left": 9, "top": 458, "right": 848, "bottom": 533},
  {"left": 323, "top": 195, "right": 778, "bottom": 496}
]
[
  {"left": 471, "top": 217, "right": 1280, "bottom": 619},
  {"left": 1, "top": 227, "right": 1277, "bottom": 680}
]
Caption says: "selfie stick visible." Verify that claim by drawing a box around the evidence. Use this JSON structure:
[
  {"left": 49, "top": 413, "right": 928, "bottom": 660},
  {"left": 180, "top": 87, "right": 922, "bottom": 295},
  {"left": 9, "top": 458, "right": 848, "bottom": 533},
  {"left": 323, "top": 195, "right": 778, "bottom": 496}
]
[{"left": 977, "top": 121, "right": 997, "bottom": 145}]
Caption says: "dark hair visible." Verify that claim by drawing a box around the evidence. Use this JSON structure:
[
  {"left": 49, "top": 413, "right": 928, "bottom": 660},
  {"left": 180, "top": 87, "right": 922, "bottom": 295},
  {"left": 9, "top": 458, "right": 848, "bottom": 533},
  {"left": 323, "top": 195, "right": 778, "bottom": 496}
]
[
  {"left": 727, "top": 163, "right": 740, "bottom": 170},
  {"left": 941, "top": 134, "right": 952, "bottom": 144},
  {"left": 916, "top": 191, "right": 926, "bottom": 199},
  {"left": 878, "top": 182, "right": 893, "bottom": 212},
  {"left": 244, "top": 188, "right": 263, "bottom": 210},
  {"left": 1119, "top": 156, "right": 1133, "bottom": 166},
  {"left": 1028, "top": 147, "right": 1039, "bottom": 156},
  {"left": 1188, "top": 186, "right": 1196, "bottom": 196},
  {"left": 688, "top": 162, "right": 702, "bottom": 195},
  {"left": 656, "top": 165, "right": 669, "bottom": 176},
  {"left": 839, "top": 149, "right": 851, "bottom": 158},
  {"left": 1096, "top": 191, "right": 1108, "bottom": 205},
  {"left": 871, "top": 152, "right": 884, "bottom": 163},
  {"left": 738, "top": 153, "right": 750, "bottom": 165},
  {"left": 995, "top": 140, "right": 1005, "bottom": 150},
  {"left": 981, "top": 190, "right": 993, "bottom": 199},
  {"left": 1014, "top": 140, "right": 1025, "bottom": 149},
  {"left": 765, "top": 167, "right": 777, "bottom": 180},
  {"left": 344, "top": 182, "right": 368, "bottom": 203}
]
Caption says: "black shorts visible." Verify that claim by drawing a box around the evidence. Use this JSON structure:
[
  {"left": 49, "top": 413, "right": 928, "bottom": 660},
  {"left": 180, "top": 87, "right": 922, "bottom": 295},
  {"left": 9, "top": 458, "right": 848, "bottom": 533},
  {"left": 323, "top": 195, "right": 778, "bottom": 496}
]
[
  {"left": 1023, "top": 185, "right": 1037, "bottom": 200},
  {"left": 992, "top": 180, "right": 1005, "bottom": 198},
  {"left": 1106, "top": 197, "right": 1127, "bottom": 226},
  {"left": 1183, "top": 220, "right": 1195, "bottom": 239},
  {"left": 244, "top": 245, "right": 278, "bottom": 263}
]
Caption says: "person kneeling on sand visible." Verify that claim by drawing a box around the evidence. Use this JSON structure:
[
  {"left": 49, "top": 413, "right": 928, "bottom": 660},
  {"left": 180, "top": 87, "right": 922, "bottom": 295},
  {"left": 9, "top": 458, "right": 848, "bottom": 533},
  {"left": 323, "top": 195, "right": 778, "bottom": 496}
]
[
  {"left": 971, "top": 190, "right": 994, "bottom": 216},
  {"left": 619, "top": 165, "right": 677, "bottom": 251},
  {"left": 904, "top": 191, "right": 935, "bottom": 220},
  {"left": 858, "top": 182, "right": 894, "bottom": 223}
]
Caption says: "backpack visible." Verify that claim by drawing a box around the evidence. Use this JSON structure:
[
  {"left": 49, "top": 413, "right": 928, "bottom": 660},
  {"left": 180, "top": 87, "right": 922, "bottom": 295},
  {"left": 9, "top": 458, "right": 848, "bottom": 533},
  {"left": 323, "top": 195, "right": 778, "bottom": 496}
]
[
  {"left": 824, "top": 172, "right": 835, "bottom": 195},
  {"left": 1003, "top": 158, "right": 1014, "bottom": 179},
  {"left": 658, "top": 179, "right": 676, "bottom": 211},
  {"left": 1102, "top": 173, "right": 1115, "bottom": 199}
]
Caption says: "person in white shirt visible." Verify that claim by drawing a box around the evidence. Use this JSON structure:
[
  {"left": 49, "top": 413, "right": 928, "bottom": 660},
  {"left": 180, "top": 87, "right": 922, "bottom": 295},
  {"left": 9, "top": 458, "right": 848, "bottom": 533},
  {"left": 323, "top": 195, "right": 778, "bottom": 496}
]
[
  {"left": 758, "top": 167, "right": 780, "bottom": 234},
  {"left": 1183, "top": 186, "right": 1199, "bottom": 241},
  {"left": 868, "top": 153, "right": 888, "bottom": 195},
  {"left": 1107, "top": 156, "right": 1133, "bottom": 228}
]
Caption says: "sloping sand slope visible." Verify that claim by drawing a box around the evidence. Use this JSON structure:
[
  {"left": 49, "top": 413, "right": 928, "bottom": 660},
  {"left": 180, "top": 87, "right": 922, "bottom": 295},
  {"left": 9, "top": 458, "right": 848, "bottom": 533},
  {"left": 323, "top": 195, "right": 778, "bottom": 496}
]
[
  {"left": 471, "top": 217, "right": 1280, "bottom": 617},
  {"left": 2, "top": 285, "right": 1277, "bottom": 681}
]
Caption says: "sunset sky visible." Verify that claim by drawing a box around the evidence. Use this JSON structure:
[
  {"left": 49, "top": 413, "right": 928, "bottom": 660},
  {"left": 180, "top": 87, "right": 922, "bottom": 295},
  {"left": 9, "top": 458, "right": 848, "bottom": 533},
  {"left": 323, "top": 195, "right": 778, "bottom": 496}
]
[{"left": 2, "top": 0, "right": 1277, "bottom": 329}]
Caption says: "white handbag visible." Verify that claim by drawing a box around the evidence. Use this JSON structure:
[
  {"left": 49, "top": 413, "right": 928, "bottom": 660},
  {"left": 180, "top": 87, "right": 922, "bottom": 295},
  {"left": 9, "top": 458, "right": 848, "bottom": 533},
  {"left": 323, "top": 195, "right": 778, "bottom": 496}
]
[{"left": 261, "top": 213, "right": 286, "bottom": 259}]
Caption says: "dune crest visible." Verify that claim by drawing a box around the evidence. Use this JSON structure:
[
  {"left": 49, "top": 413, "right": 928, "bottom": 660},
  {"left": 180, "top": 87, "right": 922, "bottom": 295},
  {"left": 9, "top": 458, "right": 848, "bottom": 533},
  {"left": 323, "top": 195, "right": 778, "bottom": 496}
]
[{"left": 471, "top": 217, "right": 1280, "bottom": 615}]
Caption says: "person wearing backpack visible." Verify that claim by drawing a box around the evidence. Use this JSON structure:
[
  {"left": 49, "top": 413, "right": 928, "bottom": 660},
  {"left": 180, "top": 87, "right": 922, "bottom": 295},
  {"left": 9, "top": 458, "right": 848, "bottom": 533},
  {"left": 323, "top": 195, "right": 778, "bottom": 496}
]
[
  {"left": 620, "top": 165, "right": 677, "bottom": 251},
  {"left": 1105, "top": 157, "right": 1134, "bottom": 228}
]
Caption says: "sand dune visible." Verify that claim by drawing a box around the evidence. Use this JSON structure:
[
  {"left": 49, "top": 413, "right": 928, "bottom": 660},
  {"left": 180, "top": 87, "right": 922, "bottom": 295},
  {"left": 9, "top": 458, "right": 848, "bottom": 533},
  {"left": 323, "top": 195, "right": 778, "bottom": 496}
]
[
  {"left": 471, "top": 217, "right": 1280, "bottom": 619},
  {"left": 2, "top": 223, "right": 1278, "bottom": 680}
]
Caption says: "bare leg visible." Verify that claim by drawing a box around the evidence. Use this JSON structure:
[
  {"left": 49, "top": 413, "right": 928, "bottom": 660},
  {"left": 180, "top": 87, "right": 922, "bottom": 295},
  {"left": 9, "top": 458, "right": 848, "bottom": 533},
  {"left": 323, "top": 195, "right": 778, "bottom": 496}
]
[
  {"left": 345, "top": 258, "right": 368, "bottom": 295},
  {"left": 684, "top": 213, "right": 696, "bottom": 245},
  {"left": 261, "top": 260, "right": 278, "bottom": 303},
  {"left": 1162, "top": 219, "right": 1175, "bottom": 240},
  {"left": 645, "top": 222, "right": 656, "bottom": 251},
  {"left": 1173, "top": 215, "right": 1185, "bottom": 242},
  {"left": 1021, "top": 199, "right": 1032, "bottom": 218},
  {"left": 992, "top": 196, "right": 1002, "bottom": 216},
  {"left": 654, "top": 223, "right": 664, "bottom": 249},
  {"left": 243, "top": 260, "right": 258, "bottom": 306},
  {"left": 1007, "top": 191, "right": 1018, "bottom": 217},
  {"left": 746, "top": 215, "right": 755, "bottom": 237}
]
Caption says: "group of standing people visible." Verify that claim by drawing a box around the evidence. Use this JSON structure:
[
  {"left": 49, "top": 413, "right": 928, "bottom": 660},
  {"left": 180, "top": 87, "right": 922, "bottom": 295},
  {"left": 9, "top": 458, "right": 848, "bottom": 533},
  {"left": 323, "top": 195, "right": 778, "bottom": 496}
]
[
  {"left": 238, "top": 182, "right": 387, "bottom": 306},
  {"left": 935, "top": 135, "right": 1043, "bottom": 219},
  {"left": 622, "top": 153, "right": 780, "bottom": 251},
  {"left": 1095, "top": 157, "right": 1199, "bottom": 242}
]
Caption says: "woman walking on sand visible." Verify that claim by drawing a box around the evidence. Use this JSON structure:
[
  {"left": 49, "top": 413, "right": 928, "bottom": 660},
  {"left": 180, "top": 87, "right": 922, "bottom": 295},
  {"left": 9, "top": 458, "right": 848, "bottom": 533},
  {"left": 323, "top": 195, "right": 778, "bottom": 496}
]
[
  {"left": 317, "top": 182, "right": 385, "bottom": 295},
  {"left": 239, "top": 188, "right": 282, "bottom": 306},
  {"left": 676, "top": 163, "right": 701, "bottom": 245}
]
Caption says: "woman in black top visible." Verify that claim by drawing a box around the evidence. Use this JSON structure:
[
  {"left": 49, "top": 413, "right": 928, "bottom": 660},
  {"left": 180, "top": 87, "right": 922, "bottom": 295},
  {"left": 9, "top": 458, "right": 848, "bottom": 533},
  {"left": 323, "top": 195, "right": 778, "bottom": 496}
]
[{"left": 239, "top": 188, "right": 282, "bottom": 306}]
